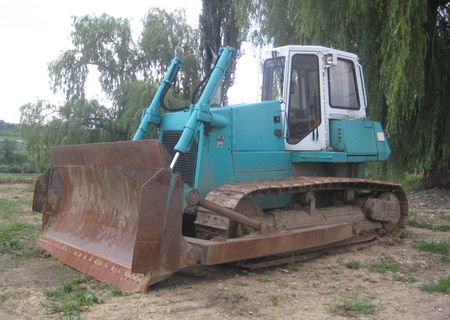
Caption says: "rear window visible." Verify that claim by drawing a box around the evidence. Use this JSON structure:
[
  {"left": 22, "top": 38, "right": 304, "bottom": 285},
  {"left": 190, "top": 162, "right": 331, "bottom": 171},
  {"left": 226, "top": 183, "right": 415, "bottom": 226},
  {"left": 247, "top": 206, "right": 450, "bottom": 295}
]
[{"left": 328, "top": 58, "right": 360, "bottom": 109}]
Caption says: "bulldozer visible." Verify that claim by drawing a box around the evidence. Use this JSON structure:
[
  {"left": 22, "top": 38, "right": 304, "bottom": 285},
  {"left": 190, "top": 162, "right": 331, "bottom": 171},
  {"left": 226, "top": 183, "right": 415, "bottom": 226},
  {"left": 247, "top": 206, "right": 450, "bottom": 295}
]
[{"left": 33, "top": 46, "right": 408, "bottom": 291}]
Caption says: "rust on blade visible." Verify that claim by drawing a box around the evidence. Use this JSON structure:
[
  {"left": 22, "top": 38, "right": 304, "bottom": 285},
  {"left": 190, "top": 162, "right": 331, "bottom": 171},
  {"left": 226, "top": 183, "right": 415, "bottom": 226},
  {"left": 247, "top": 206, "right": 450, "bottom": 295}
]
[
  {"left": 33, "top": 140, "right": 188, "bottom": 291},
  {"left": 132, "top": 168, "right": 190, "bottom": 287}
]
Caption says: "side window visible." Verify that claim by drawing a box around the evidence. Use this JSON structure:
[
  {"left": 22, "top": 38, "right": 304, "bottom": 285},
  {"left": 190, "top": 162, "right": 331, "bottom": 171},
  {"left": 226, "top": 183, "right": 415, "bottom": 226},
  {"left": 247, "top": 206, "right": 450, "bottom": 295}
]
[
  {"left": 287, "top": 54, "right": 321, "bottom": 144},
  {"left": 328, "top": 59, "right": 360, "bottom": 109},
  {"left": 261, "top": 57, "right": 285, "bottom": 101}
]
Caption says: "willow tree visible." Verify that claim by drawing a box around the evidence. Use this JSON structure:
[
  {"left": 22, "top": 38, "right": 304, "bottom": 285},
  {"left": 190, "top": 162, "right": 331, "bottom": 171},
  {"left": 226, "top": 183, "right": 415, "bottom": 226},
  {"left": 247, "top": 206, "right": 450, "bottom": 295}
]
[
  {"left": 239, "top": 0, "right": 449, "bottom": 187},
  {"left": 21, "top": 9, "right": 202, "bottom": 169},
  {"left": 199, "top": 0, "right": 244, "bottom": 104}
]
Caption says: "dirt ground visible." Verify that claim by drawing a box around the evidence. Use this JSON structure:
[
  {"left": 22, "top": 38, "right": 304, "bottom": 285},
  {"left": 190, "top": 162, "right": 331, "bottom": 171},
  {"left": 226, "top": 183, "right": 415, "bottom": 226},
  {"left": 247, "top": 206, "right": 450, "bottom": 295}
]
[{"left": 0, "top": 183, "right": 449, "bottom": 320}]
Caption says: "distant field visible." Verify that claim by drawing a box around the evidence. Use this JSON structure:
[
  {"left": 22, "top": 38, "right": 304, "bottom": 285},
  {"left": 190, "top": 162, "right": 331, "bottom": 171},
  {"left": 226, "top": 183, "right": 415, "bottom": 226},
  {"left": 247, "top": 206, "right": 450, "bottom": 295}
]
[{"left": 0, "top": 172, "right": 39, "bottom": 182}]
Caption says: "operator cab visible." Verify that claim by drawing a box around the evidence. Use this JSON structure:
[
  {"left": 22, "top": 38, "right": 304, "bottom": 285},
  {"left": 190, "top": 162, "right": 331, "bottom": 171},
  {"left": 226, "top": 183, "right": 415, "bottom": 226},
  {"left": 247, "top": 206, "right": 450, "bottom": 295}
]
[{"left": 260, "top": 46, "right": 367, "bottom": 151}]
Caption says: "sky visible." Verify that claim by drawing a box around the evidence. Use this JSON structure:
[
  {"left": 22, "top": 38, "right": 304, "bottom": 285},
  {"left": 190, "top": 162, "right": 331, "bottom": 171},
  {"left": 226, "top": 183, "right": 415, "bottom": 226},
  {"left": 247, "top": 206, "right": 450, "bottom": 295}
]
[{"left": 0, "top": 0, "right": 260, "bottom": 123}]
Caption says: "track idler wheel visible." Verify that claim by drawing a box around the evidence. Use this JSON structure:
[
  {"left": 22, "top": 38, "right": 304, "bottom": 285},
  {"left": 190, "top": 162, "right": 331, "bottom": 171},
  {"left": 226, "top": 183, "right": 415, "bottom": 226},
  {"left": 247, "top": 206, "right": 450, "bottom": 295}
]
[{"left": 363, "top": 192, "right": 401, "bottom": 230}]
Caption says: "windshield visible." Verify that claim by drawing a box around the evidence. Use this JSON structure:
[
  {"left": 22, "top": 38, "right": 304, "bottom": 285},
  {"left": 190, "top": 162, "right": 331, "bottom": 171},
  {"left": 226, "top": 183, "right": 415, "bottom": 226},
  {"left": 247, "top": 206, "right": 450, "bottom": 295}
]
[{"left": 261, "top": 57, "right": 285, "bottom": 101}]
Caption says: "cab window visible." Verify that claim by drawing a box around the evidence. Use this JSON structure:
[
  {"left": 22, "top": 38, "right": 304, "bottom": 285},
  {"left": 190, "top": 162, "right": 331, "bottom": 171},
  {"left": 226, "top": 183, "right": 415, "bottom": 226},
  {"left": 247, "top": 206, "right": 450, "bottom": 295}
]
[
  {"left": 287, "top": 54, "right": 321, "bottom": 144},
  {"left": 328, "top": 58, "right": 360, "bottom": 109},
  {"left": 261, "top": 57, "right": 285, "bottom": 101}
]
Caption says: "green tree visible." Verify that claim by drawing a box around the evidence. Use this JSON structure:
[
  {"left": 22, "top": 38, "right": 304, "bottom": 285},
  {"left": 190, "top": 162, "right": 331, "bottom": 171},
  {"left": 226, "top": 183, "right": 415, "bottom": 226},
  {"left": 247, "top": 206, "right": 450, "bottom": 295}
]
[
  {"left": 239, "top": 0, "right": 450, "bottom": 187},
  {"left": 21, "top": 9, "right": 201, "bottom": 169},
  {"left": 140, "top": 8, "right": 201, "bottom": 99},
  {"left": 0, "top": 139, "right": 17, "bottom": 163},
  {"left": 49, "top": 14, "right": 138, "bottom": 101},
  {"left": 199, "top": 0, "right": 244, "bottom": 104}
]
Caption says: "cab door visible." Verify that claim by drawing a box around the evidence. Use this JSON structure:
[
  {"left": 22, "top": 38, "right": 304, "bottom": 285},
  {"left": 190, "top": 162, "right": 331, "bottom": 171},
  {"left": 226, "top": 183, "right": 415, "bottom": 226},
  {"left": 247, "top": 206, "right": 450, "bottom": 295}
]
[{"left": 284, "top": 53, "right": 325, "bottom": 151}]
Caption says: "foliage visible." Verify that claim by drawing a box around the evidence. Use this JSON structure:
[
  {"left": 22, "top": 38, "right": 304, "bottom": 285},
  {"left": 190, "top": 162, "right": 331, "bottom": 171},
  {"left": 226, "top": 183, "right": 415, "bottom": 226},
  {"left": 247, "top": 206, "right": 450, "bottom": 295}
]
[
  {"left": 20, "top": 9, "right": 201, "bottom": 169},
  {"left": 140, "top": 8, "right": 201, "bottom": 98},
  {"left": 49, "top": 14, "right": 138, "bottom": 100},
  {"left": 420, "top": 276, "right": 450, "bottom": 293},
  {"left": 0, "top": 142, "right": 36, "bottom": 173},
  {"left": 199, "top": 0, "right": 244, "bottom": 104},
  {"left": 238, "top": 0, "right": 450, "bottom": 187},
  {"left": 0, "top": 120, "right": 20, "bottom": 138},
  {"left": 20, "top": 99, "right": 116, "bottom": 170}
]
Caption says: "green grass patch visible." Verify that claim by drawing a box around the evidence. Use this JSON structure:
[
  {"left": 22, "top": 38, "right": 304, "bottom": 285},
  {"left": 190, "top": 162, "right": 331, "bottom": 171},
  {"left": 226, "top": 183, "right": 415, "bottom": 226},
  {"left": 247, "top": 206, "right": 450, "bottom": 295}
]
[
  {"left": 0, "top": 221, "right": 39, "bottom": 258},
  {"left": 22, "top": 185, "right": 35, "bottom": 193},
  {"left": 368, "top": 259, "right": 400, "bottom": 274},
  {"left": 345, "top": 260, "right": 362, "bottom": 270},
  {"left": 0, "top": 292, "right": 12, "bottom": 304},
  {"left": 44, "top": 276, "right": 102, "bottom": 318},
  {"left": 285, "top": 261, "right": 300, "bottom": 271},
  {"left": 442, "top": 215, "right": 450, "bottom": 222},
  {"left": 408, "top": 210, "right": 418, "bottom": 218},
  {"left": 108, "top": 285, "right": 130, "bottom": 296},
  {"left": 393, "top": 273, "right": 417, "bottom": 283},
  {"left": 407, "top": 219, "right": 450, "bottom": 232},
  {"left": 0, "top": 172, "right": 38, "bottom": 181},
  {"left": 328, "top": 293, "right": 377, "bottom": 315},
  {"left": 420, "top": 276, "right": 450, "bottom": 293},
  {"left": 270, "top": 297, "right": 278, "bottom": 307},
  {"left": 257, "top": 277, "right": 272, "bottom": 283},
  {"left": 0, "top": 199, "right": 19, "bottom": 215},
  {"left": 234, "top": 280, "right": 249, "bottom": 287},
  {"left": 412, "top": 240, "right": 450, "bottom": 255}
]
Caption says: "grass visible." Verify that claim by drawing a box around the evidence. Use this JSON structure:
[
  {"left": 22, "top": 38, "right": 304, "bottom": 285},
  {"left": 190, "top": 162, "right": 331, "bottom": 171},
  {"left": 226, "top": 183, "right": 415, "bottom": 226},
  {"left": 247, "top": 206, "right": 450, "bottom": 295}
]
[
  {"left": 328, "top": 293, "right": 377, "bottom": 315},
  {"left": 257, "top": 277, "right": 272, "bottom": 283},
  {"left": 270, "top": 297, "right": 278, "bottom": 307},
  {"left": 234, "top": 281, "right": 249, "bottom": 287},
  {"left": 412, "top": 240, "right": 449, "bottom": 255},
  {"left": 44, "top": 276, "right": 103, "bottom": 318},
  {"left": 412, "top": 240, "right": 450, "bottom": 262},
  {"left": 23, "top": 185, "right": 35, "bottom": 193},
  {"left": 420, "top": 276, "right": 450, "bottom": 293},
  {"left": 368, "top": 259, "right": 400, "bottom": 274},
  {"left": 0, "top": 221, "right": 39, "bottom": 258},
  {"left": 0, "top": 198, "right": 19, "bottom": 215},
  {"left": 345, "top": 260, "right": 362, "bottom": 270},
  {"left": 109, "top": 285, "right": 130, "bottom": 297},
  {"left": 0, "top": 292, "right": 12, "bottom": 304},
  {"left": 393, "top": 273, "right": 417, "bottom": 283},
  {"left": 285, "top": 261, "right": 300, "bottom": 271},
  {"left": 442, "top": 215, "right": 450, "bottom": 222},
  {"left": 0, "top": 172, "right": 39, "bottom": 180},
  {"left": 407, "top": 219, "right": 450, "bottom": 232}
]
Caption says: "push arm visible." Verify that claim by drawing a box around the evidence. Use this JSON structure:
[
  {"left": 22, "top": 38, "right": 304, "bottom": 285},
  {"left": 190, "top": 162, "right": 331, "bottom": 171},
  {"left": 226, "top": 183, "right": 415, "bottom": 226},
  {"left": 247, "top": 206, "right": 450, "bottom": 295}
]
[{"left": 132, "top": 57, "right": 183, "bottom": 141}]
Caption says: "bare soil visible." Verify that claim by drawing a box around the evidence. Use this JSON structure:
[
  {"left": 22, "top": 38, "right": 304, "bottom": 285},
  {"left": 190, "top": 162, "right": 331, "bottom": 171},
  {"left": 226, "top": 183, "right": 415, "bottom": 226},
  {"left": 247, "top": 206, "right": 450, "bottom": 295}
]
[{"left": 0, "top": 184, "right": 449, "bottom": 320}]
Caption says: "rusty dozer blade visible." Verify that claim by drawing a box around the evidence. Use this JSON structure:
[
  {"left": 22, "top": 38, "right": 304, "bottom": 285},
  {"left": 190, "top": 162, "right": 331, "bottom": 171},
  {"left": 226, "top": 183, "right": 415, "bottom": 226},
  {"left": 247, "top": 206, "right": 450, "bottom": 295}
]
[{"left": 33, "top": 140, "right": 190, "bottom": 291}]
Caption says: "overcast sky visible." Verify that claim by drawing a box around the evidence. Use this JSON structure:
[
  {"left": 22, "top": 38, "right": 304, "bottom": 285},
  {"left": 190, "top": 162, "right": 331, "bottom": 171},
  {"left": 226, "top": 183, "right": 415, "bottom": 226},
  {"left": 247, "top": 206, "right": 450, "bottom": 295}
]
[{"left": 0, "top": 0, "right": 259, "bottom": 123}]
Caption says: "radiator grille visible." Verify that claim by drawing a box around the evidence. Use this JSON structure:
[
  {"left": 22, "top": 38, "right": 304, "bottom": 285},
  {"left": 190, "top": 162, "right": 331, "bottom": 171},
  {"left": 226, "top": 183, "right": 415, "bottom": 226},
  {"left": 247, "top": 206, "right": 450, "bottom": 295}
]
[{"left": 161, "top": 130, "right": 199, "bottom": 186}]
